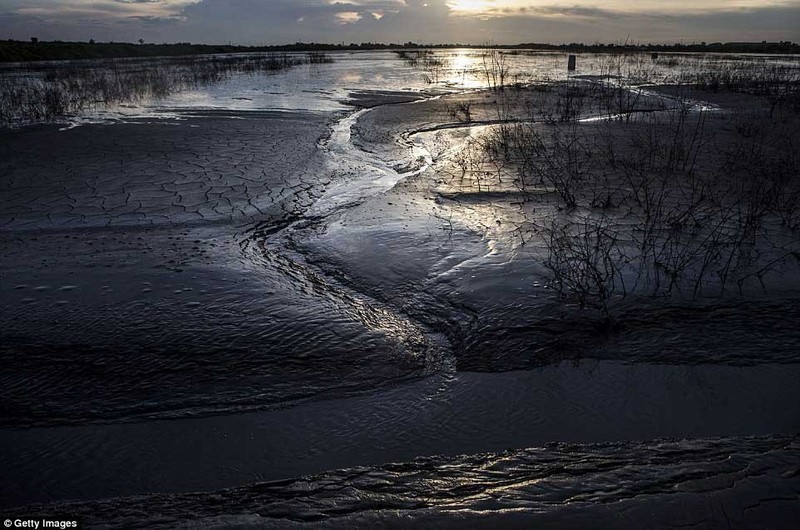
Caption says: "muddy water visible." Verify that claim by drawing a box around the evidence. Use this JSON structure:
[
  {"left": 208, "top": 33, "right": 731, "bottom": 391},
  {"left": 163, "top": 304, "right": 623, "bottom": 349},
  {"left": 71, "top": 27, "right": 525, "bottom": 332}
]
[{"left": 1, "top": 53, "right": 799, "bottom": 525}]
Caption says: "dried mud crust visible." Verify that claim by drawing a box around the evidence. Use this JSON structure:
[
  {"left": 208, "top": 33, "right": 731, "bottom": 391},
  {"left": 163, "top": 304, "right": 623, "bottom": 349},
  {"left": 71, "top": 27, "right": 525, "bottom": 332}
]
[
  {"left": 0, "top": 111, "right": 329, "bottom": 231},
  {"left": 26, "top": 435, "right": 800, "bottom": 529}
]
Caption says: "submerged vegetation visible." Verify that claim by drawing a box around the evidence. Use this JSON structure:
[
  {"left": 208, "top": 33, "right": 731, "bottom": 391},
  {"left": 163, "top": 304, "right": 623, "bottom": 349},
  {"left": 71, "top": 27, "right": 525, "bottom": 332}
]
[
  {"left": 395, "top": 50, "right": 449, "bottom": 84},
  {"left": 0, "top": 52, "right": 333, "bottom": 125}
]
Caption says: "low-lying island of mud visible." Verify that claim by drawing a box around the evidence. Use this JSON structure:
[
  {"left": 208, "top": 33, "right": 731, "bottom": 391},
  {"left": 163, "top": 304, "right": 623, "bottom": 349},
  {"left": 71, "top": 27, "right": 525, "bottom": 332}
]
[{"left": 1, "top": 50, "right": 799, "bottom": 528}]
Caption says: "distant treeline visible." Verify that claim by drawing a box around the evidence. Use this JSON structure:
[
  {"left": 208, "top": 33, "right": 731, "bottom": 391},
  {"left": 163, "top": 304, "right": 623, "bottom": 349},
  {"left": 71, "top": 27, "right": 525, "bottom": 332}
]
[
  {"left": 2, "top": 39, "right": 799, "bottom": 63},
  {"left": 543, "top": 41, "right": 800, "bottom": 54}
]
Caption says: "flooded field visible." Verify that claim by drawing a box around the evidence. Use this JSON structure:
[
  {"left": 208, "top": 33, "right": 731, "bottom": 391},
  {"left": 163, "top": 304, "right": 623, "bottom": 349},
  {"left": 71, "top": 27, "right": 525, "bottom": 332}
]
[{"left": 1, "top": 49, "right": 799, "bottom": 528}]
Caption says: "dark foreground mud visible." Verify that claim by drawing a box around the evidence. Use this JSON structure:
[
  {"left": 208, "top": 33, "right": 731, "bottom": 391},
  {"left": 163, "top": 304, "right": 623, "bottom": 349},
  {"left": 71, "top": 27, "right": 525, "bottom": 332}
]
[
  {"left": 14, "top": 435, "right": 800, "bottom": 529},
  {"left": 3, "top": 361, "right": 798, "bottom": 509}
]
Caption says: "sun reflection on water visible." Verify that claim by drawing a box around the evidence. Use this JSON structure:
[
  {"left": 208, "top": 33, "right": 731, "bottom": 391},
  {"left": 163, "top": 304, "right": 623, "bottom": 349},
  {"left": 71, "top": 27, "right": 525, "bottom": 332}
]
[{"left": 441, "top": 50, "right": 487, "bottom": 88}]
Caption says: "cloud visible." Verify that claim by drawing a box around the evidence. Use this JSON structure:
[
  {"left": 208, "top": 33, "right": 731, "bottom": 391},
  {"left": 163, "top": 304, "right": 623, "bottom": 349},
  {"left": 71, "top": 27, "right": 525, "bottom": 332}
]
[
  {"left": 0, "top": 0, "right": 797, "bottom": 44},
  {"left": 336, "top": 11, "right": 362, "bottom": 24}
]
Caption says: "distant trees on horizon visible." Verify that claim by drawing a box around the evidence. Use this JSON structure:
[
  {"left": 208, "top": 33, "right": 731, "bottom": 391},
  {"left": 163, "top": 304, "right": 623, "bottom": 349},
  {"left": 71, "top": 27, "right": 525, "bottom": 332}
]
[{"left": 1, "top": 38, "right": 798, "bottom": 63}]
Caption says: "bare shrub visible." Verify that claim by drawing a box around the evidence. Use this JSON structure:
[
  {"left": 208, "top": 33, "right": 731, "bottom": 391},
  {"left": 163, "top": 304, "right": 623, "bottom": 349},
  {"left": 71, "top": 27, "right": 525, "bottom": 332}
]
[
  {"left": 502, "top": 122, "right": 593, "bottom": 207},
  {"left": 481, "top": 48, "right": 510, "bottom": 92},
  {"left": 444, "top": 101, "right": 472, "bottom": 123},
  {"left": 541, "top": 213, "right": 626, "bottom": 318},
  {"left": 473, "top": 86, "right": 796, "bottom": 313}
]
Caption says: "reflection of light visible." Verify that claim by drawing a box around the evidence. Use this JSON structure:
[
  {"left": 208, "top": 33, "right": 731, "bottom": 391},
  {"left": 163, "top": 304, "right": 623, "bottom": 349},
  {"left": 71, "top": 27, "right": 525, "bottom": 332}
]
[
  {"left": 451, "top": 52, "right": 473, "bottom": 72},
  {"left": 442, "top": 51, "right": 485, "bottom": 88},
  {"left": 339, "top": 73, "right": 363, "bottom": 84}
]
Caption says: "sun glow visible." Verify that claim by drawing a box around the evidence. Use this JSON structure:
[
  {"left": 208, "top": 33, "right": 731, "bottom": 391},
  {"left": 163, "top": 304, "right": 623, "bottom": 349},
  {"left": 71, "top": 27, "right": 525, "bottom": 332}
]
[
  {"left": 447, "top": 0, "right": 797, "bottom": 17},
  {"left": 447, "top": 0, "right": 494, "bottom": 14}
]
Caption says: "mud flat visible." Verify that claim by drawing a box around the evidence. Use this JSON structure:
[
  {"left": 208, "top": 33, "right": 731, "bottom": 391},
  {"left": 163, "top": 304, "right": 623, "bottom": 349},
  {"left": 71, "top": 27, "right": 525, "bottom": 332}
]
[
  {"left": 0, "top": 108, "right": 443, "bottom": 429},
  {"left": 1, "top": 75, "right": 799, "bottom": 528}
]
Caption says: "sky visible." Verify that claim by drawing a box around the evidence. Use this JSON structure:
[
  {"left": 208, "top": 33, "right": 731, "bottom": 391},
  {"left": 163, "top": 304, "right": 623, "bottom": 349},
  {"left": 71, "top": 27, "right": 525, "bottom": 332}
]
[{"left": 0, "top": 0, "right": 798, "bottom": 45}]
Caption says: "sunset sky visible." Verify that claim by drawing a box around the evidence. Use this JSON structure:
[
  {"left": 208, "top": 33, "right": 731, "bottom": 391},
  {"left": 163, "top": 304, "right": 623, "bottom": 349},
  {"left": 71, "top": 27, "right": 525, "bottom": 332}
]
[{"left": 0, "top": 0, "right": 797, "bottom": 45}]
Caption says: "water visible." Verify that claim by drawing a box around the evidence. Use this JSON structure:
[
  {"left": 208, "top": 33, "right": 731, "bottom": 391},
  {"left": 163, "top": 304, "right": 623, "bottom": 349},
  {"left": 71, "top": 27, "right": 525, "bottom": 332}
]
[
  {"left": 4, "top": 49, "right": 797, "bottom": 125},
  {"left": 148, "top": 49, "right": 800, "bottom": 113}
]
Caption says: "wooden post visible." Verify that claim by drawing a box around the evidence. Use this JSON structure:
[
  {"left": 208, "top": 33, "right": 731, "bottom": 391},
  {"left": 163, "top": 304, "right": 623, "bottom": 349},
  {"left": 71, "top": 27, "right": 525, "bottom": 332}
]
[{"left": 567, "top": 54, "right": 577, "bottom": 72}]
